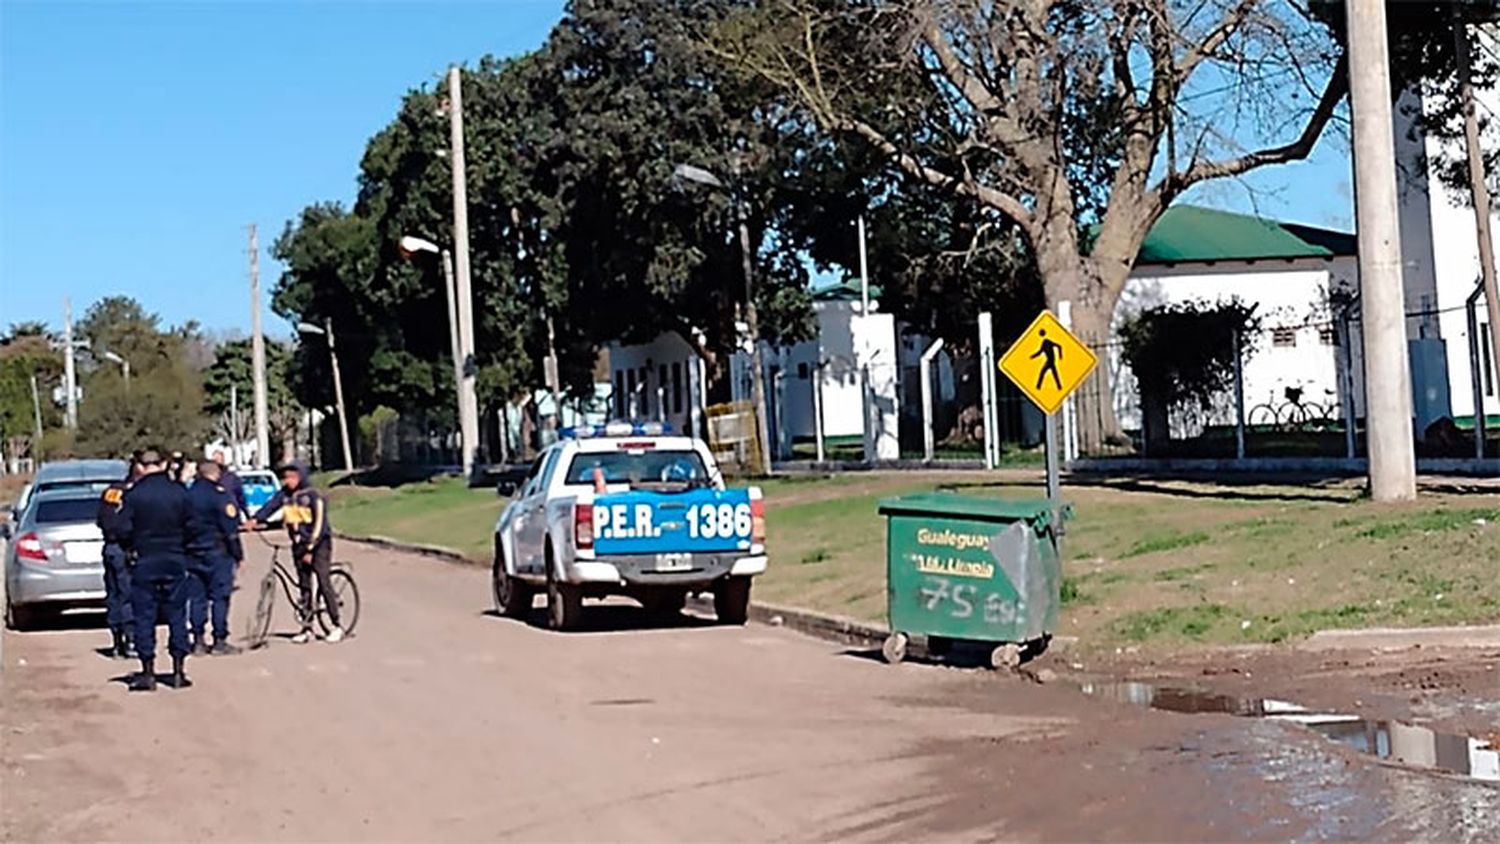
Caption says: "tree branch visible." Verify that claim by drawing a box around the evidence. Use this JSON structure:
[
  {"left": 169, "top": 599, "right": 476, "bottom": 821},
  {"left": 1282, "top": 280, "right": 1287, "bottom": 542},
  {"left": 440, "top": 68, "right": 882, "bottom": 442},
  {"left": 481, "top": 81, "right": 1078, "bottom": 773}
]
[
  {"left": 1157, "top": 52, "right": 1347, "bottom": 196},
  {"left": 1174, "top": 0, "right": 1259, "bottom": 80}
]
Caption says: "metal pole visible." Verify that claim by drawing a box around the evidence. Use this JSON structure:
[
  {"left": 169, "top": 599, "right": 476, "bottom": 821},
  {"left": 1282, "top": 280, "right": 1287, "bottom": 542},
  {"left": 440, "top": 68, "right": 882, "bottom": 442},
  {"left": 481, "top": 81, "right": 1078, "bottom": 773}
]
[
  {"left": 1346, "top": 0, "right": 1416, "bottom": 500},
  {"left": 439, "top": 249, "right": 464, "bottom": 439},
  {"left": 977, "top": 312, "right": 998, "bottom": 469},
  {"left": 544, "top": 314, "right": 561, "bottom": 432},
  {"left": 325, "top": 319, "right": 354, "bottom": 472},
  {"left": 860, "top": 364, "right": 873, "bottom": 464},
  {"left": 448, "top": 66, "right": 480, "bottom": 479},
  {"left": 737, "top": 210, "right": 773, "bottom": 475},
  {"left": 230, "top": 384, "right": 239, "bottom": 463},
  {"left": 62, "top": 297, "right": 77, "bottom": 429},
  {"left": 857, "top": 214, "right": 870, "bottom": 314},
  {"left": 811, "top": 361, "right": 825, "bottom": 463},
  {"left": 122, "top": 360, "right": 130, "bottom": 395},
  {"left": 1232, "top": 329, "right": 1246, "bottom": 460},
  {"left": 1057, "top": 301, "right": 1078, "bottom": 461},
  {"left": 920, "top": 338, "right": 945, "bottom": 462},
  {"left": 249, "top": 224, "right": 270, "bottom": 468},
  {"left": 1044, "top": 411, "right": 1060, "bottom": 503},
  {"left": 1454, "top": 16, "right": 1500, "bottom": 426},
  {"left": 1339, "top": 311, "right": 1358, "bottom": 460},
  {"left": 1467, "top": 283, "right": 1488, "bottom": 459}
]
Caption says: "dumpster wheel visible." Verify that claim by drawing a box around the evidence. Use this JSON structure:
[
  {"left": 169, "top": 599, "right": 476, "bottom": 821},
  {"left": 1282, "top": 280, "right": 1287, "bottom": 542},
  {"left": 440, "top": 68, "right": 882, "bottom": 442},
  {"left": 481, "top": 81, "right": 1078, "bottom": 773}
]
[
  {"left": 881, "top": 632, "right": 909, "bottom": 665},
  {"left": 990, "top": 643, "right": 1022, "bottom": 671}
]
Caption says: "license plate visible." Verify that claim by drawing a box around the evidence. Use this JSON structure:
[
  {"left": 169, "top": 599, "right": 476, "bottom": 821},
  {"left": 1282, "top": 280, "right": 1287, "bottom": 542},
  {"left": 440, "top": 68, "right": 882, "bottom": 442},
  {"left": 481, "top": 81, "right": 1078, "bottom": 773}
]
[
  {"left": 654, "top": 552, "right": 692, "bottom": 572},
  {"left": 65, "top": 541, "right": 104, "bottom": 565}
]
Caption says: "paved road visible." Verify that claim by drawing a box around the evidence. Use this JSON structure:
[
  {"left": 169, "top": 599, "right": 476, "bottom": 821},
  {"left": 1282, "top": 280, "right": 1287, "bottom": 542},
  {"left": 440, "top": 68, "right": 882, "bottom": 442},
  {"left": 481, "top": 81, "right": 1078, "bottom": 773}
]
[{"left": 4, "top": 540, "right": 1494, "bottom": 842}]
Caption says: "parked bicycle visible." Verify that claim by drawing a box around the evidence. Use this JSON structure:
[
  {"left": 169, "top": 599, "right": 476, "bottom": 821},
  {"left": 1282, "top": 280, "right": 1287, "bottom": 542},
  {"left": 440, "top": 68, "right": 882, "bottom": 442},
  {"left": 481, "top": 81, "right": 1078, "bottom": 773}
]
[
  {"left": 245, "top": 535, "right": 361, "bottom": 649},
  {"left": 1246, "top": 386, "right": 1337, "bottom": 432}
]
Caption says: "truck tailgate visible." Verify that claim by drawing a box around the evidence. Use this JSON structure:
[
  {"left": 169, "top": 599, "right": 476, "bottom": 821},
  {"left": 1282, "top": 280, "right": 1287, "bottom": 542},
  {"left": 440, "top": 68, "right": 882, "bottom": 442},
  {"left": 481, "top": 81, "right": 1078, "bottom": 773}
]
[{"left": 592, "top": 489, "right": 754, "bottom": 555}]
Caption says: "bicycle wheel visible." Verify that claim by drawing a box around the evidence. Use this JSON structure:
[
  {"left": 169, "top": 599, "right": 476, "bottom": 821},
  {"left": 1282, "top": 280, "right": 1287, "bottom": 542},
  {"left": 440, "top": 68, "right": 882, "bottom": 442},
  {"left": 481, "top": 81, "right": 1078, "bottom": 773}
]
[
  {"left": 316, "top": 567, "right": 360, "bottom": 636},
  {"left": 246, "top": 573, "right": 276, "bottom": 649}
]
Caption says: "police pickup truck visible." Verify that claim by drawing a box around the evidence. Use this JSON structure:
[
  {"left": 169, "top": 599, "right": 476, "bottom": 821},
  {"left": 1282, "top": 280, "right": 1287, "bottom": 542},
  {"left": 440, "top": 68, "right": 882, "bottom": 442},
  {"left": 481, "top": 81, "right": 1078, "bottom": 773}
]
[{"left": 491, "top": 423, "right": 766, "bottom": 630}]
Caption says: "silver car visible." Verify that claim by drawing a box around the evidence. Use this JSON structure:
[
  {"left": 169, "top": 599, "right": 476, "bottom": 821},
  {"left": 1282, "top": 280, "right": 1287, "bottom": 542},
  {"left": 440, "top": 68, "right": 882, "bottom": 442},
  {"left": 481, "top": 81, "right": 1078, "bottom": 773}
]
[
  {"left": 11, "top": 459, "right": 127, "bottom": 515},
  {"left": 4, "top": 488, "right": 108, "bottom": 630}
]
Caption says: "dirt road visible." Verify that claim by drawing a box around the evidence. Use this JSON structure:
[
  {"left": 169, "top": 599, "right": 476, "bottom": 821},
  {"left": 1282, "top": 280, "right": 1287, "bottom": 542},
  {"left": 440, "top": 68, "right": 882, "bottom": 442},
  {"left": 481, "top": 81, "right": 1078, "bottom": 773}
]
[{"left": 4, "top": 540, "right": 1497, "bottom": 842}]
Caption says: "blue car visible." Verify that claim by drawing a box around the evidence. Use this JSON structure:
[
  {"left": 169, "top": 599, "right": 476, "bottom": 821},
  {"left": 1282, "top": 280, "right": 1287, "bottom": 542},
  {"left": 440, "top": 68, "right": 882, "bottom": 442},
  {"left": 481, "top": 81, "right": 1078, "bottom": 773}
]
[{"left": 238, "top": 469, "right": 282, "bottom": 523}]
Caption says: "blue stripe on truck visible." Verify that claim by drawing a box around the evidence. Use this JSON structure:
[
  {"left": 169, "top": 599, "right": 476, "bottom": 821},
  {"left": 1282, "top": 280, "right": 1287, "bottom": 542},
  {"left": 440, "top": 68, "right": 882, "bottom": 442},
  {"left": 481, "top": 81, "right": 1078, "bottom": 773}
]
[{"left": 591, "top": 489, "right": 753, "bottom": 555}]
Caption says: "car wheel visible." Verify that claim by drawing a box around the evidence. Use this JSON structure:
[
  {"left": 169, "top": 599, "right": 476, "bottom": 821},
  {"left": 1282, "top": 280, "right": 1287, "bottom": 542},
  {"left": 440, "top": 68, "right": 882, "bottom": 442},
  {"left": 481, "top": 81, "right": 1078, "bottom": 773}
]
[
  {"left": 5, "top": 597, "right": 36, "bottom": 632},
  {"left": 713, "top": 576, "right": 752, "bottom": 626},
  {"left": 545, "top": 550, "right": 582, "bottom": 631},
  {"left": 492, "top": 539, "right": 533, "bottom": 620}
]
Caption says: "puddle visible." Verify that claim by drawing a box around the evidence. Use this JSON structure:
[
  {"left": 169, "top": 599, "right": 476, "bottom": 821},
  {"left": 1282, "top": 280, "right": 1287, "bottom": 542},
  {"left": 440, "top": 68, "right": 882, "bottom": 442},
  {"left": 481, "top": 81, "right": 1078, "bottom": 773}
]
[{"left": 1080, "top": 681, "right": 1500, "bottom": 783}]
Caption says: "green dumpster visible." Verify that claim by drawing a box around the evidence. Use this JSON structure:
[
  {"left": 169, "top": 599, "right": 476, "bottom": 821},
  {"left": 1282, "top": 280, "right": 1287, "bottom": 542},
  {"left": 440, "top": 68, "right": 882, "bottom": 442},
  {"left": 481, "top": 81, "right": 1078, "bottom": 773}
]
[{"left": 877, "top": 493, "right": 1062, "bottom": 669}]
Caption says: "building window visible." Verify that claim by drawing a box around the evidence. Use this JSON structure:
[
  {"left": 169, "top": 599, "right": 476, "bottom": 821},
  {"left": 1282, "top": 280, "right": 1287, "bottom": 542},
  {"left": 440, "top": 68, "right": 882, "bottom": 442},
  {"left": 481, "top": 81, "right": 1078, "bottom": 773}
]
[
  {"left": 1272, "top": 327, "right": 1297, "bottom": 348},
  {"left": 671, "top": 362, "right": 683, "bottom": 414},
  {"left": 613, "top": 370, "right": 625, "bottom": 418},
  {"left": 1484, "top": 323, "right": 1495, "bottom": 398},
  {"left": 1318, "top": 325, "right": 1336, "bottom": 346}
]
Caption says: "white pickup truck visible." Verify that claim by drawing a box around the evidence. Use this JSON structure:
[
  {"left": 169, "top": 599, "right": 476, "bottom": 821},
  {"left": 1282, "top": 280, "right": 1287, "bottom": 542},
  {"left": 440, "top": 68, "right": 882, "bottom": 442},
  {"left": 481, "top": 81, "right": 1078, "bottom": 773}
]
[{"left": 491, "top": 423, "right": 767, "bottom": 630}]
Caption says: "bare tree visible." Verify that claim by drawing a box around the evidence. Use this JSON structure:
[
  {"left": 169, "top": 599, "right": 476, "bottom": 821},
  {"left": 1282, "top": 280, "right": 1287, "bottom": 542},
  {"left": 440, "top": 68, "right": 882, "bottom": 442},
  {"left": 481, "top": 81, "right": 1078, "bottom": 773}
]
[{"left": 713, "top": 0, "right": 1347, "bottom": 447}]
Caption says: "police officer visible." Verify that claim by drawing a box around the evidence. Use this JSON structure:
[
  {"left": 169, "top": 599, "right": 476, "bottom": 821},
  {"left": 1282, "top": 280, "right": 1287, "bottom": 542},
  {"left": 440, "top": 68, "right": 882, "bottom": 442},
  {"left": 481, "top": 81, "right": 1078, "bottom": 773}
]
[
  {"left": 119, "top": 447, "right": 194, "bottom": 692},
  {"left": 95, "top": 456, "right": 142, "bottom": 659},
  {"left": 212, "top": 449, "right": 247, "bottom": 520},
  {"left": 184, "top": 460, "right": 243, "bottom": 656}
]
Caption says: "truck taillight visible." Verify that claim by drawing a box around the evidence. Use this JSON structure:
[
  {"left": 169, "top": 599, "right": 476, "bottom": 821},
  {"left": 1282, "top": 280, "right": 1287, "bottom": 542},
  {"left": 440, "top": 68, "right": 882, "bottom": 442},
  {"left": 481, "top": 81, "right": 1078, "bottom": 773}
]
[
  {"left": 15, "top": 532, "right": 47, "bottom": 563},
  {"left": 574, "top": 504, "right": 594, "bottom": 550},
  {"left": 750, "top": 498, "right": 766, "bottom": 544}
]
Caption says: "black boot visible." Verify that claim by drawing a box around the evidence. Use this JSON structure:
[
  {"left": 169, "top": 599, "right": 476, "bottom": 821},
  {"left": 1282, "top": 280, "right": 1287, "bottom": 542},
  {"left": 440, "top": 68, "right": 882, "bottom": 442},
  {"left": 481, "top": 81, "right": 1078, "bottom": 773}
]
[
  {"left": 129, "top": 658, "right": 156, "bottom": 692},
  {"left": 210, "top": 638, "right": 242, "bottom": 656},
  {"left": 109, "top": 629, "right": 127, "bottom": 659},
  {"left": 191, "top": 637, "right": 210, "bottom": 657},
  {"left": 166, "top": 654, "right": 192, "bottom": 689},
  {"left": 119, "top": 630, "right": 136, "bottom": 659}
]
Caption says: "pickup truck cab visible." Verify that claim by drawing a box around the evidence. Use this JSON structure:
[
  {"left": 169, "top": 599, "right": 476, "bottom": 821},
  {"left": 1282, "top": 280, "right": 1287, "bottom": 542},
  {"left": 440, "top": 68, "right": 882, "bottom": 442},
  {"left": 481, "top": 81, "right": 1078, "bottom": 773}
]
[{"left": 492, "top": 423, "right": 766, "bottom": 630}]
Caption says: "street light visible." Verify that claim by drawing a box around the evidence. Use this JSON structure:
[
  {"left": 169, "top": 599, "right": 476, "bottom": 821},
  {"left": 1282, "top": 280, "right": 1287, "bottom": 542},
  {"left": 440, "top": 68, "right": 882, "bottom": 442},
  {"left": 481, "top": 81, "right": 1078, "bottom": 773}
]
[
  {"left": 297, "top": 320, "right": 354, "bottom": 472},
  {"left": 673, "top": 160, "right": 773, "bottom": 474},
  {"left": 398, "top": 234, "right": 477, "bottom": 477},
  {"left": 99, "top": 350, "right": 130, "bottom": 392}
]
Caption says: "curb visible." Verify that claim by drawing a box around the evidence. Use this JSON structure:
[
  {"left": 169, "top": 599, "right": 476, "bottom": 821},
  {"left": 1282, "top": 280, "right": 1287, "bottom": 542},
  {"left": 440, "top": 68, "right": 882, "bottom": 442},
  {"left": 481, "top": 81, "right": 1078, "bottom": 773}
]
[
  {"left": 336, "top": 532, "right": 891, "bottom": 649},
  {"left": 1298, "top": 625, "right": 1500, "bottom": 652}
]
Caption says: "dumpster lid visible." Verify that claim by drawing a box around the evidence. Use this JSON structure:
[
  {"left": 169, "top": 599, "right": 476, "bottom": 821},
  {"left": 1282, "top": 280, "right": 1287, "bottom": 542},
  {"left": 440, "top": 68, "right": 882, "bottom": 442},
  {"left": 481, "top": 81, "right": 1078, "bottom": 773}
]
[{"left": 877, "top": 492, "right": 1054, "bottom": 523}]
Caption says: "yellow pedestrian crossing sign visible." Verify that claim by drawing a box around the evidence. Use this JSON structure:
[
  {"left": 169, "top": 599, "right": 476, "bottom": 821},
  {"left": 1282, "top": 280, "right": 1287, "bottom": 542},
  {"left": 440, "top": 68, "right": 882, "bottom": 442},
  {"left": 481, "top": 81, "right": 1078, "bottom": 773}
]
[{"left": 998, "top": 310, "right": 1097, "bottom": 415}]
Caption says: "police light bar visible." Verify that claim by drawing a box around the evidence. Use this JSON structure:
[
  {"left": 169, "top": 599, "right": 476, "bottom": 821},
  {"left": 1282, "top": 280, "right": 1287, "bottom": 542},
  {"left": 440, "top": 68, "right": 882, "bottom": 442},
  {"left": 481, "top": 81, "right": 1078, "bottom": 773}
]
[{"left": 560, "top": 422, "right": 673, "bottom": 439}]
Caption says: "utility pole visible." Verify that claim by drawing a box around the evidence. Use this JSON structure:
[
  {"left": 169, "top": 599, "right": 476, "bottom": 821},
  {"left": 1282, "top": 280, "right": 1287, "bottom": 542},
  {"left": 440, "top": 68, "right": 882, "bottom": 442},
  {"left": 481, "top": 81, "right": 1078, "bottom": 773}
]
[
  {"left": 439, "top": 248, "right": 465, "bottom": 457},
  {"left": 857, "top": 214, "right": 870, "bottom": 314},
  {"left": 738, "top": 206, "right": 773, "bottom": 475},
  {"left": 29, "top": 374, "right": 43, "bottom": 452},
  {"left": 230, "top": 383, "right": 239, "bottom": 464},
  {"left": 325, "top": 318, "right": 355, "bottom": 472},
  {"left": 1454, "top": 13, "right": 1500, "bottom": 418},
  {"left": 447, "top": 65, "right": 480, "bottom": 479},
  {"left": 62, "top": 297, "right": 78, "bottom": 429},
  {"left": 1346, "top": 0, "right": 1416, "bottom": 500},
  {"left": 248, "top": 224, "right": 270, "bottom": 468}
]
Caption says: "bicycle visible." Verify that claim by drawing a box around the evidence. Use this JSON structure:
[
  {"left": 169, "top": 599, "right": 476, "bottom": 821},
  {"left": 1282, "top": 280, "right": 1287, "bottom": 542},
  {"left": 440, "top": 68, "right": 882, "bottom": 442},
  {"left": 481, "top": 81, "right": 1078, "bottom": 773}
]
[{"left": 245, "top": 534, "right": 361, "bottom": 649}]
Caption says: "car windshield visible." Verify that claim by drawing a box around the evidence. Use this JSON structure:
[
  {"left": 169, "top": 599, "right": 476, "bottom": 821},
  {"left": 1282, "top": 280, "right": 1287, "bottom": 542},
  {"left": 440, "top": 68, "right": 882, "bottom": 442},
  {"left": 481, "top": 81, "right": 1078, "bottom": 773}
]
[
  {"left": 39, "top": 480, "right": 114, "bottom": 496},
  {"left": 33, "top": 498, "right": 98, "bottom": 524},
  {"left": 565, "top": 450, "right": 709, "bottom": 488}
]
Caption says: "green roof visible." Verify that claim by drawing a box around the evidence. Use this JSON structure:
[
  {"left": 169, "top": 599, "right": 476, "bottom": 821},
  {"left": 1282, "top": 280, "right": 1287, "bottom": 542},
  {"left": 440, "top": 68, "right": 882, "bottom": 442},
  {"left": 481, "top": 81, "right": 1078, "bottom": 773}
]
[
  {"left": 1132, "top": 205, "right": 1356, "bottom": 265},
  {"left": 811, "top": 278, "right": 882, "bottom": 302}
]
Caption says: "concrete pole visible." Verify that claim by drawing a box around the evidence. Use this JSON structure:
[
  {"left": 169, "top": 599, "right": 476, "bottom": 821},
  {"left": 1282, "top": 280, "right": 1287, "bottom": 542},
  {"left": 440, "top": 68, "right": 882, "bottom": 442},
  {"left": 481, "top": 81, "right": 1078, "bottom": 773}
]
[
  {"left": 29, "top": 374, "right": 43, "bottom": 450},
  {"left": 1467, "top": 283, "right": 1488, "bottom": 459},
  {"left": 230, "top": 384, "right": 239, "bottom": 463},
  {"left": 920, "top": 338, "right": 945, "bottom": 462},
  {"left": 440, "top": 249, "right": 464, "bottom": 440},
  {"left": 1454, "top": 17, "right": 1500, "bottom": 422},
  {"left": 1232, "top": 329, "right": 1246, "bottom": 460},
  {"left": 62, "top": 297, "right": 77, "bottom": 429},
  {"left": 248, "top": 224, "right": 270, "bottom": 468},
  {"left": 857, "top": 214, "right": 870, "bottom": 314},
  {"left": 325, "top": 319, "right": 355, "bottom": 472},
  {"left": 1345, "top": 0, "right": 1416, "bottom": 500},
  {"left": 448, "top": 66, "right": 480, "bottom": 478}
]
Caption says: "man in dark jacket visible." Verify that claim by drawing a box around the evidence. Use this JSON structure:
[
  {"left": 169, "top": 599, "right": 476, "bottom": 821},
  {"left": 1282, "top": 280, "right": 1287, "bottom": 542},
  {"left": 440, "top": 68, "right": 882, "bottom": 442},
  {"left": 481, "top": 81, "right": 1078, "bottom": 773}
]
[
  {"left": 95, "top": 456, "right": 142, "bottom": 659},
  {"left": 185, "top": 461, "right": 244, "bottom": 656},
  {"left": 247, "top": 462, "right": 343, "bottom": 643},
  {"left": 119, "top": 447, "right": 194, "bottom": 691},
  {"left": 212, "top": 449, "right": 247, "bottom": 520}
]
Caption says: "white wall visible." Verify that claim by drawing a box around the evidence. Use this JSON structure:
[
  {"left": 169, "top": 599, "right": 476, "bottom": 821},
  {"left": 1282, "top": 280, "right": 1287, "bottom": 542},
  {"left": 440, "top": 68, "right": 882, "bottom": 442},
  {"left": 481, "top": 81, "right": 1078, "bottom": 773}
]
[
  {"left": 1112, "top": 258, "right": 1353, "bottom": 432},
  {"left": 606, "top": 332, "right": 706, "bottom": 436},
  {"left": 1422, "top": 81, "right": 1500, "bottom": 421}
]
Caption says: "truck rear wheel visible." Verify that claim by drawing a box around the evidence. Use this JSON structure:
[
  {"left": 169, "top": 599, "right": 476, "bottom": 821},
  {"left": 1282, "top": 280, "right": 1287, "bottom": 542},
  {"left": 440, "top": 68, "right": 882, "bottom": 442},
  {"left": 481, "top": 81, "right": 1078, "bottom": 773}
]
[
  {"left": 714, "top": 576, "right": 751, "bottom": 626},
  {"left": 546, "top": 556, "right": 583, "bottom": 631},
  {"left": 492, "top": 544, "right": 533, "bottom": 620}
]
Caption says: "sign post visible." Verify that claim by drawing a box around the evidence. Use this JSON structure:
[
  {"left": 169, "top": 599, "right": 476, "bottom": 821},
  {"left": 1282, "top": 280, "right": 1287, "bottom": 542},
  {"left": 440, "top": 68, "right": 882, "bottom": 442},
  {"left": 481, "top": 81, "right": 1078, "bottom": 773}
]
[{"left": 998, "top": 310, "right": 1098, "bottom": 523}]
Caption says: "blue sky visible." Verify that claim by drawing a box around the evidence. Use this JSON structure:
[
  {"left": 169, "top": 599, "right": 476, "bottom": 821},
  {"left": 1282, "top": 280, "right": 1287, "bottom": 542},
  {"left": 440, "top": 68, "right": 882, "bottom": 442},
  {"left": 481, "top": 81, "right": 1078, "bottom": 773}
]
[{"left": 0, "top": 0, "right": 1353, "bottom": 338}]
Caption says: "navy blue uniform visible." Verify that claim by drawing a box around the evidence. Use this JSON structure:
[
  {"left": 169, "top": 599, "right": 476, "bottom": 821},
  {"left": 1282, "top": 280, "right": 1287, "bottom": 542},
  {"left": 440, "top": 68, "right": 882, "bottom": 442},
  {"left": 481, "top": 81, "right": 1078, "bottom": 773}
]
[
  {"left": 253, "top": 463, "right": 339, "bottom": 629},
  {"left": 94, "top": 480, "right": 134, "bottom": 634},
  {"left": 185, "top": 478, "right": 244, "bottom": 646},
  {"left": 119, "top": 472, "right": 192, "bottom": 659},
  {"left": 219, "top": 470, "right": 247, "bottom": 521}
]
